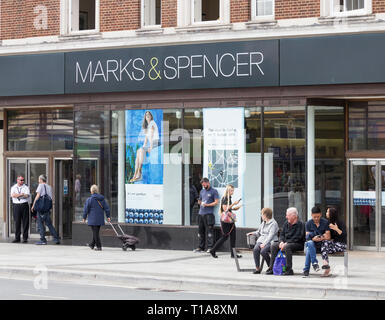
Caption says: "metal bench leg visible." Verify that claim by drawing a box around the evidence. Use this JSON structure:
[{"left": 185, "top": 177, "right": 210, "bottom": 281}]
[
  {"left": 344, "top": 251, "right": 348, "bottom": 277},
  {"left": 233, "top": 248, "right": 241, "bottom": 272}
]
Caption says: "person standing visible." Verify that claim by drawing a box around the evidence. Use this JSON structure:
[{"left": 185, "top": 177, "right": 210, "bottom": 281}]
[
  {"left": 83, "top": 184, "right": 111, "bottom": 251},
  {"left": 266, "top": 207, "right": 305, "bottom": 276},
  {"left": 31, "top": 174, "right": 60, "bottom": 245},
  {"left": 194, "top": 178, "right": 219, "bottom": 253},
  {"left": 209, "top": 184, "right": 242, "bottom": 259},
  {"left": 10, "top": 176, "right": 30, "bottom": 243}
]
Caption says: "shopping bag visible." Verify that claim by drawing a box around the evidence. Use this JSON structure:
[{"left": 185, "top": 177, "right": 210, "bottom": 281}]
[{"left": 273, "top": 250, "right": 287, "bottom": 275}]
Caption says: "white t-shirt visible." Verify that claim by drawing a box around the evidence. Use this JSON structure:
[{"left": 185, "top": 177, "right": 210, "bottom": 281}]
[
  {"left": 145, "top": 120, "right": 159, "bottom": 142},
  {"left": 10, "top": 184, "right": 30, "bottom": 204}
]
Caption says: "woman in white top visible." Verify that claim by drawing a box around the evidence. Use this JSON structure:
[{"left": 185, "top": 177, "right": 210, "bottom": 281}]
[{"left": 130, "top": 111, "right": 160, "bottom": 182}]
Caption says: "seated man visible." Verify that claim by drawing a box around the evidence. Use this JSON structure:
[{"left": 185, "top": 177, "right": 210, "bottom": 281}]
[
  {"left": 302, "top": 206, "right": 331, "bottom": 277},
  {"left": 266, "top": 207, "right": 305, "bottom": 276}
]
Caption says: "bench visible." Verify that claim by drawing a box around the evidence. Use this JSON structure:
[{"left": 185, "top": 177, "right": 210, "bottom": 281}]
[{"left": 232, "top": 247, "right": 348, "bottom": 276}]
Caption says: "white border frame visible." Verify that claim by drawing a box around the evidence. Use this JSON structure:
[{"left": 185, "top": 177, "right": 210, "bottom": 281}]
[
  {"left": 326, "top": 0, "right": 372, "bottom": 17},
  {"left": 61, "top": 0, "right": 100, "bottom": 36},
  {"left": 190, "top": 0, "right": 230, "bottom": 26},
  {"left": 251, "top": 0, "right": 275, "bottom": 21},
  {"left": 141, "top": 0, "right": 162, "bottom": 29}
]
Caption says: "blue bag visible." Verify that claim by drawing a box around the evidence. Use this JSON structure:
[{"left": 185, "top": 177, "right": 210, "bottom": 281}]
[
  {"left": 273, "top": 250, "right": 287, "bottom": 275},
  {"left": 35, "top": 185, "right": 52, "bottom": 213}
]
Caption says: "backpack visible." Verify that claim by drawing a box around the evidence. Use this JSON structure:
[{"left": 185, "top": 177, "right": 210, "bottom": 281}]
[{"left": 35, "top": 185, "right": 52, "bottom": 212}]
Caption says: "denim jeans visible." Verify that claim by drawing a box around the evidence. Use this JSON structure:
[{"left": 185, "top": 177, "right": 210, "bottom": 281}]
[
  {"left": 304, "top": 240, "right": 319, "bottom": 271},
  {"left": 37, "top": 212, "right": 59, "bottom": 242}
]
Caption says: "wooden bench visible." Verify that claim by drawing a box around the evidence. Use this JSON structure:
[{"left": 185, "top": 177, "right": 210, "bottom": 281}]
[{"left": 232, "top": 247, "right": 348, "bottom": 276}]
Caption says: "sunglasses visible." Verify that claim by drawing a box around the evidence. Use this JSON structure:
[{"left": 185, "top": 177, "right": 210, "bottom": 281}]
[{"left": 18, "top": 179, "right": 24, "bottom": 181}]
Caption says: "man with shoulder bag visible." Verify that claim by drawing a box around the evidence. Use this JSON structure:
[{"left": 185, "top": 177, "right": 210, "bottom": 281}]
[{"left": 31, "top": 174, "right": 60, "bottom": 245}]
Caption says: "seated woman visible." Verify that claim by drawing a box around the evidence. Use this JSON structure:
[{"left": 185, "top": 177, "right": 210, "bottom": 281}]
[
  {"left": 130, "top": 111, "right": 160, "bottom": 183},
  {"left": 247, "top": 208, "right": 279, "bottom": 274},
  {"left": 320, "top": 207, "right": 347, "bottom": 277}
]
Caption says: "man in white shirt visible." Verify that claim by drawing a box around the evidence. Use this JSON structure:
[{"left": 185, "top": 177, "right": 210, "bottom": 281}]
[{"left": 10, "top": 176, "right": 30, "bottom": 243}]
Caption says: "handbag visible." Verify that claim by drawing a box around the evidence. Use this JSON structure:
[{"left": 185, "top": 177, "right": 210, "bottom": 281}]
[
  {"left": 273, "top": 250, "right": 287, "bottom": 275},
  {"left": 220, "top": 195, "right": 236, "bottom": 223}
]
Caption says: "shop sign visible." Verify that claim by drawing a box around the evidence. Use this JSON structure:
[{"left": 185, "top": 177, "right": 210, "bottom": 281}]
[{"left": 65, "top": 40, "right": 279, "bottom": 93}]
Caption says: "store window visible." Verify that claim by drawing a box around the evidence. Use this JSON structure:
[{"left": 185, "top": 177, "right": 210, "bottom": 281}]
[
  {"left": 74, "top": 109, "right": 110, "bottom": 221},
  {"left": 349, "top": 101, "right": 385, "bottom": 151},
  {"left": 142, "top": 0, "right": 161, "bottom": 27},
  {"left": 312, "top": 106, "right": 345, "bottom": 221},
  {"left": 263, "top": 107, "right": 306, "bottom": 226},
  {"left": 251, "top": 0, "right": 274, "bottom": 19},
  {"left": 7, "top": 109, "right": 73, "bottom": 152}
]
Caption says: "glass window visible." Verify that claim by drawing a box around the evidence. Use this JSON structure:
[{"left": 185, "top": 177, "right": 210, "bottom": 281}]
[
  {"left": 123, "top": 108, "right": 182, "bottom": 226},
  {"left": 263, "top": 106, "right": 306, "bottom": 225},
  {"left": 330, "top": 0, "right": 371, "bottom": 16},
  {"left": 7, "top": 109, "right": 73, "bottom": 152},
  {"left": 193, "top": 0, "right": 220, "bottom": 22},
  {"left": 142, "top": 0, "right": 161, "bottom": 27},
  {"left": 71, "top": 0, "right": 97, "bottom": 31},
  {"left": 74, "top": 110, "right": 110, "bottom": 221},
  {"left": 349, "top": 101, "right": 385, "bottom": 151},
  {"left": 313, "top": 106, "right": 345, "bottom": 221},
  {"left": 253, "top": 0, "right": 274, "bottom": 18}
]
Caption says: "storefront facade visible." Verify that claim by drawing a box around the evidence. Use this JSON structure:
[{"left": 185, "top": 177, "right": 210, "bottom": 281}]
[{"left": 2, "top": 32, "right": 385, "bottom": 251}]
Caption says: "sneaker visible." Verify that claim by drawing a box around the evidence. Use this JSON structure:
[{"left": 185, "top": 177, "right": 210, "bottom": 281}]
[
  {"left": 253, "top": 268, "right": 261, "bottom": 274},
  {"left": 303, "top": 270, "right": 310, "bottom": 277},
  {"left": 193, "top": 248, "right": 203, "bottom": 253},
  {"left": 35, "top": 241, "right": 47, "bottom": 245},
  {"left": 283, "top": 269, "right": 294, "bottom": 276},
  {"left": 94, "top": 247, "right": 102, "bottom": 251},
  {"left": 313, "top": 263, "right": 320, "bottom": 272},
  {"left": 206, "top": 249, "right": 212, "bottom": 253},
  {"left": 87, "top": 243, "right": 94, "bottom": 250},
  {"left": 265, "top": 268, "right": 273, "bottom": 275},
  {"left": 231, "top": 254, "right": 242, "bottom": 259}
]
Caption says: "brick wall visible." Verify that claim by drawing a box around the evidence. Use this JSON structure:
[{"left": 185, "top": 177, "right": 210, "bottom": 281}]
[
  {"left": 230, "top": 0, "right": 250, "bottom": 23},
  {"left": 1, "top": 0, "right": 60, "bottom": 40},
  {"left": 373, "top": 0, "right": 385, "bottom": 13},
  {"left": 100, "top": 0, "right": 140, "bottom": 32},
  {"left": 161, "top": 0, "right": 177, "bottom": 28},
  {"left": 275, "top": 0, "right": 320, "bottom": 19}
]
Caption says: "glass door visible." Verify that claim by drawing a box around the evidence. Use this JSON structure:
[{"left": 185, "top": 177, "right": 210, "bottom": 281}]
[
  {"left": 350, "top": 159, "right": 385, "bottom": 251},
  {"left": 7, "top": 159, "right": 48, "bottom": 237}
]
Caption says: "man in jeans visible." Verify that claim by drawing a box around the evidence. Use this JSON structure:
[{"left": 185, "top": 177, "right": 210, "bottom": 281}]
[
  {"left": 194, "top": 178, "right": 219, "bottom": 253},
  {"left": 302, "top": 206, "right": 331, "bottom": 277},
  {"left": 266, "top": 207, "right": 305, "bottom": 276},
  {"left": 31, "top": 174, "right": 60, "bottom": 245}
]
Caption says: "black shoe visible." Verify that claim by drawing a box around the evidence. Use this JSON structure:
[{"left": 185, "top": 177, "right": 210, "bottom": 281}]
[
  {"left": 231, "top": 254, "right": 242, "bottom": 259},
  {"left": 94, "top": 247, "right": 102, "bottom": 251},
  {"left": 253, "top": 269, "right": 261, "bottom": 274},
  {"left": 22, "top": 239, "right": 28, "bottom": 243},
  {"left": 12, "top": 239, "right": 20, "bottom": 243},
  {"left": 87, "top": 243, "right": 94, "bottom": 250},
  {"left": 265, "top": 268, "right": 273, "bottom": 275},
  {"left": 209, "top": 250, "right": 218, "bottom": 258},
  {"left": 283, "top": 269, "right": 294, "bottom": 276},
  {"left": 55, "top": 241, "right": 60, "bottom": 245},
  {"left": 303, "top": 270, "right": 310, "bottom": 277}
]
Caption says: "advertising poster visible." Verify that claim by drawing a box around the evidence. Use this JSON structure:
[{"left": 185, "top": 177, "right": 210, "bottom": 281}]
[
  {"left": 203, "top": 108, "right": 245, "bottom": 225},
  {"left": 125, "top": 109, "right": 164, "bottom": 224}
]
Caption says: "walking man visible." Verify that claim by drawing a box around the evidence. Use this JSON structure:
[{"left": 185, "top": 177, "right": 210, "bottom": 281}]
[
  {"left": 194, "top": 178, "right": 219, "bottom": 253},
  {"left": 31, "top": 174, "right": 60, "bottom": 245},
  {"left": 10, "top": 176, "right": 30, "bottom": 243}
]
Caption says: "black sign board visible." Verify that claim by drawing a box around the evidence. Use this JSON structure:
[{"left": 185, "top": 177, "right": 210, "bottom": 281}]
[{"left": 65, "top": 40, "right": 279, "bottom": 93}]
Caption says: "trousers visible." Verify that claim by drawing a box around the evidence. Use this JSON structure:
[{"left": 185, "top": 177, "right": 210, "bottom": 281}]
[
  {"left": 13, "top": 202, "right": 30, "bottom": 241},
  {"left": 211, "top": 222, "right": 236, "bottom": 256},
  {"left": 197, "top": 214, "right": 215, "bottom": 250},
  {"left": 89, "top": 225, "right": 102, "bottom": 249}
]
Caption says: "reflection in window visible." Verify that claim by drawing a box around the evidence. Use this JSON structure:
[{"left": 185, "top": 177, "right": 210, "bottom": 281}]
[
  {"left": 313, "top": 106, "right": 345, "bottom": 221},
  {"left": 264, "top": 107, "right": 306, "bottom": 226},
  {"left": 349, "top": 101, "right": 385, "bottom": 151},
  {"left": 194, "top": 0, "right": 220, "bottom": 22},
  {"left": 7, "top": 109, "right": 73, "bottom": 151}
]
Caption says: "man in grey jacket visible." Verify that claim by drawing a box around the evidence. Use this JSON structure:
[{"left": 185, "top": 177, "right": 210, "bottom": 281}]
[{"left": 247, "top": 208, "right": 279, "bottom": 274}]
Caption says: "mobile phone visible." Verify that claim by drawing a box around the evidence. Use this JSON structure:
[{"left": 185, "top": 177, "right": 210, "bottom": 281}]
[{"left": 238, "top": 198, "right": 242, "bottom": 201}]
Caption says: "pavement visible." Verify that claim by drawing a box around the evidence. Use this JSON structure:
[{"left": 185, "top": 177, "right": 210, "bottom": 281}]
[{"left": 0, "top": 241, "right": 384, "bottom": 300}]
